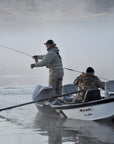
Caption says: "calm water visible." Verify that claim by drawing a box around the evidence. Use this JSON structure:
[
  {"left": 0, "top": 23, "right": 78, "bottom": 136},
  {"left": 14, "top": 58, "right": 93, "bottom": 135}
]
[
  {"left": 0, "top": 76, "right": 114, "bottom": 144},
  {"left": 0, "top": 1, "right": 114, "bottom": 143}
]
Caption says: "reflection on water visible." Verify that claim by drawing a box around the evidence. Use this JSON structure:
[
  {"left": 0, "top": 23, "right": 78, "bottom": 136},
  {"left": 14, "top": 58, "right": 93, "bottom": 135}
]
[
  {"left": 34, "top": 114, "right": 64, "bottom": 144},
  {"left": 0, "top": 0, "right": 114, "bottom": 143},
  {"left": 0, "top": 85, "right": 114, "bottom": 144},
  {"left": 33, "top": 113, "right": 114, "bottom": 144},
  {"left": 0, "top": 109, "right": 114, "bottom": 144}
]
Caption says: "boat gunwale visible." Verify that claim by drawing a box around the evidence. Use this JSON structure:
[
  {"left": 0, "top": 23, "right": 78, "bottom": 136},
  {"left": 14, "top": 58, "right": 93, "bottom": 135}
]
[
  {"left": 53, "top": 98, "right": 114, "bottom": 110},
  {"left": 36, "top": 98, "right": 114, "bottom": 110}
]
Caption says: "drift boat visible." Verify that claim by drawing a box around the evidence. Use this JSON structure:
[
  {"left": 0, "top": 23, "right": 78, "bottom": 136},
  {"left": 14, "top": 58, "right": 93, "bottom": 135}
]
[{"left": 32, "top": 81, "right": 114, "bottom": 121}]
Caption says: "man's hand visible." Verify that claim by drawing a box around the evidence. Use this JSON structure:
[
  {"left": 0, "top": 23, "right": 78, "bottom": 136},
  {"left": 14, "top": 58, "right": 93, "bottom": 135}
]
[
  {"left": 32, "top": 55, "right": 38, "bottom": 62},
  {"left": 31, "top": 64, "right": 35, "bottom": 69},
  {"left": 32, "top": 55, "right": 38, "bottom": 59}
]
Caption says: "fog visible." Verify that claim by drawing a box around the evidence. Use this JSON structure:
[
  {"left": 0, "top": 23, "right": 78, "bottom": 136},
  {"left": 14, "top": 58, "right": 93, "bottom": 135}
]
[{"left": 0, "top": 0, "right": 114, "bottom": 85}]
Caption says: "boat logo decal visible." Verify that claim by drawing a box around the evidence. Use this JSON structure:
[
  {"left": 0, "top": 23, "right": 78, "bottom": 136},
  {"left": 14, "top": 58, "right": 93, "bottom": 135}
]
[
  {"left": 79, "top": 107, "right": 94, "bottom": 116},
  {"left": 80, "top": 108, "right": 92, "bottom": 112}
]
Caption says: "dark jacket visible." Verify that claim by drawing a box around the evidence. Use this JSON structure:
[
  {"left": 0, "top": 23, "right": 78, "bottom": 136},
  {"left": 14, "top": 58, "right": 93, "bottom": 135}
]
[{"left": 73, "top": 72, "right": 105, "bottom": 102}]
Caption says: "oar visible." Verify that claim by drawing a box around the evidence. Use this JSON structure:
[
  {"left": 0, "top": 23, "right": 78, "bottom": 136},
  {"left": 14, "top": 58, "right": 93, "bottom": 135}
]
[{"left": 0, "top": 90, "right": 83, "bottom": 112}]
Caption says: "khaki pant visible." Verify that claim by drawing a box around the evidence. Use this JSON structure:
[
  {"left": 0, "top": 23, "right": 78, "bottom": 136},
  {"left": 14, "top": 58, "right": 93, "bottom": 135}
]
[{"left": 49, "top": 69, "right": 64, "bottom": 96}]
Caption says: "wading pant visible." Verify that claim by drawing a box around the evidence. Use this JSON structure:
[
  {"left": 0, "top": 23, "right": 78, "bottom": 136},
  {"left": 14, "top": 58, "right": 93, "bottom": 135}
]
[{"left": 49, "top": 69, "right": 64, "bottom": 96}]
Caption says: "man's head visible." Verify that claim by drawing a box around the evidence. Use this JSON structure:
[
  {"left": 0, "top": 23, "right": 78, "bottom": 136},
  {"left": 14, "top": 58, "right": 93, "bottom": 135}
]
[
  {"left": 86, "top": 67, "right": 95, "bottom": 74},
  {"left": 44, "top": 40, "right": 55, "bottom": 49}
]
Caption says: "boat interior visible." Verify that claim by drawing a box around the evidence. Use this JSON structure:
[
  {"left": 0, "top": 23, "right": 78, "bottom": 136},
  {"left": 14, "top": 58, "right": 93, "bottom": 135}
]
[{"left": 32, "top": 80, "right": 114, "bottom": 106}]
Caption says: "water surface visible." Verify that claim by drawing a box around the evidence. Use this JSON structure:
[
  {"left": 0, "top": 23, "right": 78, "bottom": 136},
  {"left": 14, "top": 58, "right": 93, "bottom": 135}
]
[
  {"left": 0, "top": 1, "right": 114, "bottom": 143},
  {"left": 0, "top": 80, "right": 114, "bottom": 144}
]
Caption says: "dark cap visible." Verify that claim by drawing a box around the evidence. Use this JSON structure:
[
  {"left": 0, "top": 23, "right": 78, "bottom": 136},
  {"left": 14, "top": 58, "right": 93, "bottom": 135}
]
[
  {"left": 86, "top": 67, "right": 94, "bottom": 73},
  {"left": 44, "top": 40, "right": 55, "bottom": 45}
]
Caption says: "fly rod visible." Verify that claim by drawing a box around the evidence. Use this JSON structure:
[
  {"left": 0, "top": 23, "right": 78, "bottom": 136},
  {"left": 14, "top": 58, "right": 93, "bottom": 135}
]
[
  {"left": 0, "top": 44, "right": 110, "bottom": 81},
  {"left": 0, "top": 45, "right": 32, "bottom": 57},
  {"left": 64, "top": 67, "right": 110, "bottom": 81}
]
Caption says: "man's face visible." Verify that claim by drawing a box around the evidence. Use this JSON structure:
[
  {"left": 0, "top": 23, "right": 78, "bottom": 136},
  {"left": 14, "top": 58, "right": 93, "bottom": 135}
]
[{"left": 46, "top": 44, "right": 50, "bottom": 49}]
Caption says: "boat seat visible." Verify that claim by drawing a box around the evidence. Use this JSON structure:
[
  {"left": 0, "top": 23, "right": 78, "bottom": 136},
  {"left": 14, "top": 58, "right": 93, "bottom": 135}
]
[
  {"left": 52, "top": 84, "right": 78, "bottom": 105},
  {"left": 61, "top": 84, "right": 78, "bottom": 102},
  {"left": 84, "top": 89, "right": 101, "bottom": 102},
  {"left": 105, "top": 80, "right": 114, "bottom": 98},
  {"left": 62, "top": 84, "right": 78, "bottom": 95}
]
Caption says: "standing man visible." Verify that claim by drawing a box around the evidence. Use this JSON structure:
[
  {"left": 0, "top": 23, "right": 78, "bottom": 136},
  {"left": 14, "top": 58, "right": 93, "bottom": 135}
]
[
  {"left": 73, "top": 67, "right": 105, "bottom": 102},
  {"left": 31, "top": 40, "right": 64, "bottom": 96}
]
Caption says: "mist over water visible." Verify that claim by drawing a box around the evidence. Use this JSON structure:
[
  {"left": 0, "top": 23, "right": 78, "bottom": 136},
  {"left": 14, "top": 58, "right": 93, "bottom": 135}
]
[
  {"left": 0, "top": 0, "right": 114, "bottom": 85},
  {"left": 0, "top": 1, "right": 114, "bottom": 144}
]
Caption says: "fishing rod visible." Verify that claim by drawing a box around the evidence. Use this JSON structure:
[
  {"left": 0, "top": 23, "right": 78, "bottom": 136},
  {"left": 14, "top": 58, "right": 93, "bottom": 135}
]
[
  {"left": 0, "top": 44, "right": 110, "bottom": 81},
  {"left": 0, "top": 45, "right": 32, "bottom": 57},
  {"left": 64, "top": 67, "right": 82, "bottom": 74},
  {"left": 64, "top": 67, "right": 110, "bottom": 81}
]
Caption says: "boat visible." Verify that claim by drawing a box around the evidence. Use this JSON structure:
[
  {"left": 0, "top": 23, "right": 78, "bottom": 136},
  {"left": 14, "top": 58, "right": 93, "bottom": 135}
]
[{"left": 32, "top": 81, "right": 114, "bottom": 121}]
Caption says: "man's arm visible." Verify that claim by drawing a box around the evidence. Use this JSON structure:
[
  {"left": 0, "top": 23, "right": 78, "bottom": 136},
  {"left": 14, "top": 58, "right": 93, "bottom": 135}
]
[
  {"left": 32, "top": 55, "right": 45, "bottom": 63},
  {"left": 31, "top": 51, "right": 56, "bottom": 68},
  {"left": 73, "top": 76, "right": 80, "bottom": 86},
  {"left": 95, "top": 76, "right": 105, "bottom": 90}
]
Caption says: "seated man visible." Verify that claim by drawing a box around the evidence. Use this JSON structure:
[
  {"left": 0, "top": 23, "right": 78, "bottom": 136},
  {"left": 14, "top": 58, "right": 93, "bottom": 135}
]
[{"left": 73, "top": 67, "right": 105, "bottom": 103}]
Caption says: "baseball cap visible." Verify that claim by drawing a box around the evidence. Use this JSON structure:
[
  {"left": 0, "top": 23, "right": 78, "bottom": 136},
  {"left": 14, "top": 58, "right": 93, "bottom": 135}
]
[{"left": 44, "top": 40, "right": 55, "bottom": 45}]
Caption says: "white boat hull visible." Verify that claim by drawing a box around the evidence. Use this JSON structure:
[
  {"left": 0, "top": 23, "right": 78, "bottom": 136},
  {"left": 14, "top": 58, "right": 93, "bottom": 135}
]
[
  {"left": 33, "top": 84, "right": 114, "bottom": 121},
  {"left": 61, "top": 101, "right": 114, "bottom": 120},
  {"left": 36, "top": 98, "right": 114, "bottom": 121}
]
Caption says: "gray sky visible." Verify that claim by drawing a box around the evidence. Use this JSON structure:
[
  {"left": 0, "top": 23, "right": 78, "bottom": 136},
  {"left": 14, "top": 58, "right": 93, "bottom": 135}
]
[{"left": 0, "top": 0, "right": 114, "bottom": 85}]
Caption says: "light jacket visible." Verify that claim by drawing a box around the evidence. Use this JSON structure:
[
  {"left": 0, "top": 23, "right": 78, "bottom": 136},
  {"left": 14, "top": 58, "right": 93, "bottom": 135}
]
[{"left": 34, "top": 45, "right": 63, "bottom": 71}]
